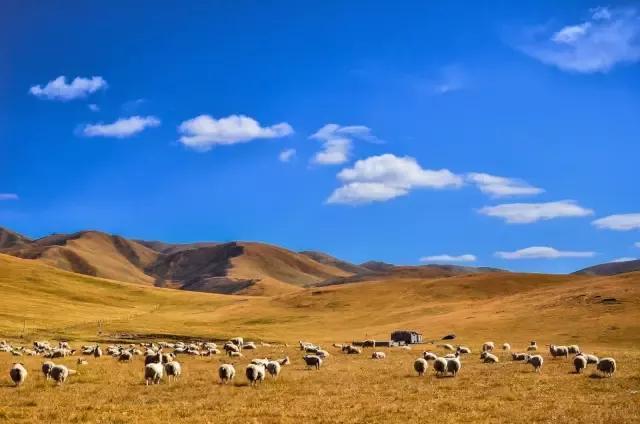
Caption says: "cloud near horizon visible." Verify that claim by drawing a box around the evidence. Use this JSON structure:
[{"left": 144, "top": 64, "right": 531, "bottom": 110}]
[
  {"left": 178, "top": 114, "right": 293, "bottom": 152},
  {"left": 611, "top": 257, "right": 637, "bottom": 263},
  {"left": 496, "top": 246, "right": 595, "bottom": 259},
  {"left": 592, "top": 213, "right": 640, "bottom": 231},
  {"left": 420, "top": 254, "right": 477, "bottom": 263},
  {"left": 479, "top": 200, "right": 593, "bottom": 224},
  {"left": 29, "top": 76, "right": 107, "bottom": 101},
  {"left": 310, "top": 124, "right": 380, "bottom": 165},
  {"left": 82, "top": 116, "right": 160, "bottom": 138}
]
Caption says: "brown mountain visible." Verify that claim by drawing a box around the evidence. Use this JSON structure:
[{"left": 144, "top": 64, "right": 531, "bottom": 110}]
[
  {"left": 0, "top": 227, "right": 31, "bottom": 249},
  {"left": 573, "top": 259, "right": 640, "bottom": 276},
  {"left": 299, "top": 251, "right": 373, "bottom": 275}
]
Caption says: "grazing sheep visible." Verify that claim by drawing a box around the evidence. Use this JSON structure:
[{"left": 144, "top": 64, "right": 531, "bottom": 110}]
[
  {"left": 423, "top": 352, "right": 438, "bottom": 361},
  {"left": 164, "top": 361, "right": 182, "bottom": 381},
  {"left": 481, "top": 342, "right": 495, "bottom": 352},
  {"left": 245, "top": 364, "right": 266, "bottom": 386},
  {"left": 266, "top": 361, "right": 281, "bottom": 378},
  {"left": 344, "top": 346, "right": 361, "bottom": 355},
  {"left": 42, "top": 361, "right": 55, "bottom": 379},
  {"left": 446, "top": 354, "right": 462, "bottom": 376},
  {"left": 243, "top": 342, "right": 257, "bottom": 350},
  {"left": 93, "top": 346, "right": 102, "bottom": 358},
  {"left": 414, "top": 358, "right": 428, "bottom": 376},
  {"left": 511, "top": 353, "right": 528, "bottom": 361},
  {"left": 303, "top": 355, "right": 323, "bottom": 370},
  {"left": 218, "top": 364, "right": 236, "bottom": 384},
  {"left": 119, "top": 351, "right": 133, "bottom": 362},
  {"left": 229, "top": 351, "right": 243, "bottom": 358},
  {"left": 573, "top": 355, "right": 587, "bottom": 373},
  {"left": 596, "top": 358, "right": 616, "bottom": 377},
  {"left": 480, "top": 352, "right": 499, "bottom": 363},
  {"left": 527, "top": 341, "right": 538, "bottom": 351},
  {"left": 439, "top": 344, "right": 455, "bottom": 351},
  {"left": 456, "top": 346, "right": 471, "bottom": 355},
  {"left": 433, "top": 357, "right": 447, "bottom": 376},
  {"left": 9, "top": 363, "right": 27, "bottom": 386},
  {"left": 371, "top": 352, "right": 386, "bottom": 360},
  {"left": 251, "top": 358, "right": 270, "bottom": 366},
  {"left": 145, "top": 363, "right": 164, "bottom": 385},
  {"left": 317, "top": 349, "right": 330, "bottom": 358},
  {"left": 362, "top": 340, "right": 376, "bottom": 348},
  {"left": 576, "top": 352, "right": 599, "bottom": 364},
  {"left": 224, "top": 343, "right": 240, "bottom": 355},
  {"left": 230, "top": 337, "right": 244, "bottom": 349},
  {"left": 278, "top": 357, "right": 290, "bottom": 366},
  {"left": 549, "top": 345, "right": 569, "bottom": 359},
  {"left": 502, "top": 343, "right": 511, "bottom": 351},
  {"left": 77, "top": 358, "right": 88, "bottom": 366},
  {"left": 526, "top": 355, "right": 544, "bottom": 372},
  {"left": 145, "top": 351, "right": 163, "bottom": 365},
  {"left": 50, "top": 365, "right": 75, "bottom": 384},
  {"left": 567, "top": 345, "right": 580, "bottom": 354}
]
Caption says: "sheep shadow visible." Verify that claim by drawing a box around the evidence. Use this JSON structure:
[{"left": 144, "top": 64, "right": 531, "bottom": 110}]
[{"left": 588, "top": 372, "right": 607, "bottom": 379}]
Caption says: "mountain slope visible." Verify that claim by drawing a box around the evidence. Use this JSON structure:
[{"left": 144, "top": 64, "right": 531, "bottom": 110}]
[
  {"left": 574, "top": 259, "right": 640, "bottom": 276},
  {"left": 0, "top": 226, "right": 31, "bottom": 249},
  {"left": 300, "top": 251, "right": 373, "bottom": 275}
]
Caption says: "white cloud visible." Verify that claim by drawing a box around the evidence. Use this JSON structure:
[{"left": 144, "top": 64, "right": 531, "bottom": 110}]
[
  {"left": 310, "top": 124, "right": 380, "bottom": 165},
  {"left": 519, "top": 7, "right": 640, "bottom": 73},
  {"left": 420, "top": 254, "right": 477, "bottom": 263},
  {"left": 467, "top": 173, "right": 544, "bottom": 197},
  {"left": 279, "top": 148, "right": 296, "bottom": 162},
  {"left": 0, "top": 193, "right": 18, "bottom": 201},
  {"left": 178, "top": 114, "right": 293, "bottom": 152},
  {"left": 29, "top": 76, "right": 107, "bottom": 101},
  {"left": 82, "top": 116, "right": 160, "bottom": 138},
  {"left": 592, "top": 213, "right": 640, "bottom": 231},
  {"left": 432, "top": 65, "right": 466, "bottom": 94},
  {"left": 88, "top": 104, "right": 99, "bottom": 112},
  {"left": 479, "top": 200, "right": 593, "bottom": 224},
  {"left": 496, "top": 246, "right": 595, "bottom": 259},
  {"left": 611, "top": 257, "right": 637, "bottom": 263},
  {"left": 327, "top": 154, "right": 463, "bottom": 205}
]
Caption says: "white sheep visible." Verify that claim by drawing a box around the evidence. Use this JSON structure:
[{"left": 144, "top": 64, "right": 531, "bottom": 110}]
[
  {"left": 251, "top": 358, "right": 270, "bottom": 366},
  {"left": 371, "top": 352, "right": 386, "bottom": 360},
  {"left": 502, "top": 343, "right": 511, "bottom": 351},
  {"left": 526, "top": 354, "right": 544, "bottom": 372},
  {"left": 243, "top": 342, "right": 257, "bottom": 350},
  {"left": 245, "top": 364, "right": 266, "bottom": 386},
  {"left": 316, "top": 349, "right": 330, "bottom": 358},
  {"left": 93, "top": 346, "right": 102, "bottom": 358},
  {"left": 278, "top": 356, "right": 290, "bottom": 366},
  {"left": 303, "top": 355, "right": 323, "bottom": 370},
  {"left": 456, "top": 346, "right": 471, "bottom": 354},
  {"left": 229, "top": 351, "right": 243, "bottom": 358},
  {"left": 480, "top": 351, "right": 499, "bottom": 363},
  {"left": 164, "top": 361, "right": 181, "bottom": 381},
  {"left": 549, "top": 345, "right": 569, "bottom": 359},
  {"left": 481, "top": 342, "right": 495, "bottom": 352},
  {"left": 433, "top": 357, "right": 447, "bottom": 376},
  {"left": 50, "top": 365, "right": 75, "bottom": 384},
  {"left": 414, "top": 358, "right": 428, "bottom": 376},
  {"left": 145, "top": 363, "right": 164, "bottom": 385},
  {"left": 218, "top": 364, "right": 236, "bottom": 384},
  {"left": 446, "top": 354, "right": 462, "bottom": 376},
  {"left": 9, "top": 363, "right": 27, "bottom": 386},
  {"left": 266, "top": 361, "right": 281, "bottom": 378},
  {"left": 423, "top": 351, "right": 438, "bottom": 361},
  {"left": 596, "top": 358, "right": 616, "bottom": 377},
  {"left": 567, "top": 345, "right": 580, "bottom": 354},
  {"left": 576, "top": 352, "right": 599, "bottom": 364},
  {"left": 573, "top": 355, "right": 587, "bottom": 373},
  {"left": 42, "top": 361, "right": 55, "bottom": 379},
  {"left": 527, "top": 341, "right": 537, "bottom": 351},
  {"left": 511, "top": 352, "right": 527, "bottom": 361},
  {"left": 119, "top": 351, "right": 133, "bottom": 362}
]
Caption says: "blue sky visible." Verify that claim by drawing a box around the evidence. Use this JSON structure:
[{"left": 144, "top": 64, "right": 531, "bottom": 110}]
[{"left": 1, "top": 1, "right": 639, "bottom": 273}]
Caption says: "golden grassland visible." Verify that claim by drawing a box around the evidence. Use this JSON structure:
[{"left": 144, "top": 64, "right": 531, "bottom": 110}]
[{"left": 1, "top": 253, "right": 639, "bottom": 423}]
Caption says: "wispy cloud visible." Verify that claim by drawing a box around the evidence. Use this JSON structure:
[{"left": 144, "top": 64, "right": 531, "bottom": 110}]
[
  {"left": 635, "top": 242, "right": 640, "bottom": 248},
  {"left": 467, "top": 173, "right": 543, "bottom": 197},
  {"left": 611, "top": 257, "right": 637, "bottom": 263},
  {"left": 496, "top": 246, "right": 595, "bottom": 259},
  {"left": 82, "top": 116, "right": 160, "bottom": 138},
  {"left": 518, "top": 6, "right": 640, "bottom": 73},
  {"left": 178, "top": 114, "right": 293, "bottom": 152},
  {"left": 0, "top": 193, "right": 19, "bottom": 201},
  {"left": 327, "top": 153, "right": 463, "bottom": 205},
  {"left": 420, "top": 254, "right": 476, "bottom": 263},
  {"left": 432, "top": 65, "right": 466, "bottom": 94},
  {"left": 88, "top": 104, "right": 100, "bottom": 112},
  {"left": 29, "top": 76, "right": 107, "bottom": 101},
  {"left": 592, "top": 213, "right": 640, "bottom": 231},
  {"left": 279, "top": 148, "right": 296, "bottom": 162},
  {"left": 310, "top": 124, "right": 380, "bottom": 165},
  {"left": 479, "top": 200, "right": 593, "bottom": 224}
]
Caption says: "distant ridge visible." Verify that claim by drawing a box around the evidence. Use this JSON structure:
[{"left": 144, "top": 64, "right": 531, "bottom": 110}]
[{"left": 573, "top": 259, "right": 640, "bottom": 276}]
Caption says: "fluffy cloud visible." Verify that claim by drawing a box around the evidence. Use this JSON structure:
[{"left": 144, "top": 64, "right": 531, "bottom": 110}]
[
  {"left": 519, "top": 7, "right": 640, "bottom": 73},
  {"left": 496, "top": 246, "right": 595, "bottom": 259},
  {"left": 611, "top": 257, "right": 637, "bottom": 263},
  {"left": 0, "top": 193, "right": 18, "bottom": 201},
  {"left": 592, "top": 213, "right": 640, "bottom": 231},
  {"left": 420, "top": 254, "right": 477, "bottom": 263},
  {"left": 29, "top": 76, "right": 107, "bottom": 100},
  {"left": 467, "top": 173, "right": 543, "bottom": 197},
  {"left": 327, "top": 154, "right": 463, "bottom": 204},
  {"left": 479, "top": 200, "right": 593, "bottom": 224},
  {"left": 82, "top": 116, "right": 160, "bottom": 138},
  {"left": 279, "top": 148, "right": 296, "bottom": 162},
  {"left": 310, "top": 124, "right": 379, "bottom": 165},
  {"left": 178, "top": 114, "right": 293, "bottom": 151}
]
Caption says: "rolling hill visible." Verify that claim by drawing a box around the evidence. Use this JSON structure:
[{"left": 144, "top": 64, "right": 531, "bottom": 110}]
[{"left": 574, "top": 259, "right": 640, "bottom": 276}]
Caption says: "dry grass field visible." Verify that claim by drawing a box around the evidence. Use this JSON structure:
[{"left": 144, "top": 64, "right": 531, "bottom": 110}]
[{"left": 1, "top": 253, "right": 639, "bottom": 423}]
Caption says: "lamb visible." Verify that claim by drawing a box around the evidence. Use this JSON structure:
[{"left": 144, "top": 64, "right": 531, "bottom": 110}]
[
  {"left": 423, "top": 351, "right": 438, "bottom": 361},
  {"left": 511, "top": 353, "right": 528, "bottom": 361},
  {"left": 42, "top": 361, "right": 55, "bottom": 379},
  {"left": 433, "top": 357, "right": 448, "bottom": 376},
  {"left": 446, "top": 354, "right": 462, "bottom": 376},
  {"left": 9, "top": 363, "right": 27, "bottom": 386},
  {"left": 526, "top": 355, "right": 544, "bottom": 372},
  {"left": 414, "top": 358, "right": 428, "bottom": 376},
  {"left": 266, "top": 361, "right": 281, "bottom": 378},
  {"left": 218, "top": 364, "right": 236, "bottom": 384},
  {"left": 527, "top": 341, "right": 538, "bottom": 351},
  {"left": 303, "top": 355, "right": 323, "bottom": 370},
  {"left": 596, "top": 358, "right": 616, "bottom": 377},
  {"left": 371, "top": 352, "right": 386, "bottom": 360},
  {"left": 456, "top": 346, "right": 471, "bottom": 354},
  {"left": 502, "top": 343, "right": 511, "bottom": 351},
  {"left": 549, "top": 345, "right": 569, "bottom": 359},
  {"left": 245, "top": 364, "right": 266, "bottom": 386},
  {"left": 145, "top": 363, "right": 164, "bottom": 385},
  {"left": 50, "top": 365, "right": 75, "bottom": 384},
  {"left": 567, "top": 345, "right": 580, "bottom": 354},
  {"left": 480, "top": 351, "right": 499, "bottom": 363},
  {"left": 573, "top": 355, "right": 587, "bottom": 373},
  {"left": 481, "top": 341, "right": 495, "bottom": 352},
  {"left": 164, "top": 361, "right": 182, "bottom": 381}
]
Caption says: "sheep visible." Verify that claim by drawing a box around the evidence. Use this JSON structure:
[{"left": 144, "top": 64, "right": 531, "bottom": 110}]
[
  {"left": 224, "top": 343, "right": 240, "bottom": 355},
  {"left": 573, "top": 355, "right": 587, "bottom": 373},
  {"left": 481, "top": 342, "right": 495, "bottom": 352},
  {"left": 42, "top": 361, "right": 55, "bottom": 379},
  {"left": 229, "top": 351, "right": 243, "bottom": 358},
  {"left": 456, "top": 346, "right": 471, "bottom": 355},
  {"left": 511, "top": 352, "right": 528, "bottom": 361},
  {"left": 9, "top": 363, "right": 27, "bottom": 386},
  {"left": 527, "top": 341, "right": 538, "bottom": 351},
  {"left": 567, "top": 345, "right": 580, "bottom": 354},
  {"left": 576, "top": 352, "right": 599, "bottom": 364},
  {"left": 161, "top": 352, "right": 175, "bottom": 363},
  {"left": 344, "top": 346, "right": 361, "bottom": 355},
  {"left": 251, "top": 358, "right": 270, "bottom": 366},
  {"left": 218, "top": 364, "right": 236, "bottom": 384},
  {"left": 303, "top": 355, "right": 322, "bottom": 370},
  {"left": 245, "top": 364, "right": 265, "bottom": 386},
  {"left": 93, "top": 346, "right": 102, "bottom": 358},
  {"left": 446, "top": 354, "right": 462, "bottom": 376},
  {"left": 266, "top": 361, "right": 281, "bottom": 378},
  {"left": 243, "top": 342, "right": 257, "bottom": 350},
  {"left": 399, "top": 345, "right": 412, "bottom": 351},
  {"left": 278, "top": 356, "right": 291, "bottom": 366},
  {"left": 50, "top": 365, "right": 75, "bottom": 384},
  {"left": 423, "top": 351, "right": 438, "bottom": 361},
  {"left": 362, "top": 340, "right": 376, "bottom": 348},
  {"left": 145, "top": 350, "right": 163, "bottom": 365},
  {"left": 439, "top": 344, "right": 455, "bottom": 351},
  {"left": 480, "top": 352, "right": 499, "bottom": 363},
  {"left": 433, "top": 357, "right": 448, "bottom": 376},
  {"left": 371, "top": 352, "right": 386, "bottom": 360},
  {"left": 164, "top": 361, "right": 182, "bottom": 381},
  {"left": 77, "top": 358, "right": 88, "bottom": 366},
  {"left": 502, "top": 343, "right": 511, "bottom": 351},
  {"left": 145, "top": 363, "right": 164, "bottom": 385},
  {"left": 316, "top": 349, "right": 330, "bottom": 358},
  {"left": 332, "top": 343, "right": 344, "bottom": 349},
  {"left": 119, "top": 351, "right": 133, "bottom": 362},
  {"left": 230, "top": 337, "right": 244, "bottom": 349},
  {"left": 526, "top": 355, "right": 544, "bottom": 372},
  {"left": 414, "top": 358, "right": 428, "bottom": 376},
  {"left": 549, "top": 345, "right": 569, "bottom": 359},
  {"left": 596, "top": 358, "right": 616, "bottom": 377}
]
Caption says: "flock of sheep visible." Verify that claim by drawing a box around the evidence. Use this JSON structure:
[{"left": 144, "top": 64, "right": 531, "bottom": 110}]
[{"left": 2, "top": 337, "right": 618, "bottom": 389}]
